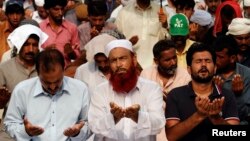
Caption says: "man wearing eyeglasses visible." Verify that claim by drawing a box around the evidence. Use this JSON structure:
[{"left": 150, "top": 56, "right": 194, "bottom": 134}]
[{"left": 227, "top": 18, "right": 250, "bottom": 68}]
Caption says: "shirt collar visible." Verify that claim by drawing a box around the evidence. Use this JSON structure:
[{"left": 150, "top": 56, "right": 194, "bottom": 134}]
[
  {"left": 33, "top": 77, "right": 70, "bottom": 97},
  {"left": 134, "top": 2, "right": 152, "bottom": 11},
  {"left": 187, "top": 82, "right": 221, "bottom": 99},
  {"left": 45, "top": 18, "right": 67, "bottom": 28}
]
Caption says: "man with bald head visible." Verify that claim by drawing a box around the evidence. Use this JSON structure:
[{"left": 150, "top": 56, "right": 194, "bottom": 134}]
[{"left": 88, "top": 39, "right": 165, "bottom": 141}]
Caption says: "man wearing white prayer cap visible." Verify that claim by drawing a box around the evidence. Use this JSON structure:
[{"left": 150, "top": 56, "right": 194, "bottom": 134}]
[
  {"left": 0, "top": 24, "right": 48, "bottom": 141},
  {"left": 88, "top": 39, "right": 165, "bottom": 141},
  {"left": 32, "top": 0, "right": 48, "bottom": 23},
  {"left": 227, "top": 17, "right": 250, "bottom": 67},
  {"left": 242, "top": 0, "right": 250, "bottom": 18}
]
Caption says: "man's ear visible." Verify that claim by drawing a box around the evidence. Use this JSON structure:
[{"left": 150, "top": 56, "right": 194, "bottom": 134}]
[
  {"left": 133, "top": 54, "right": 138, "bottom": 66},
  {"left": 154, "top": 58, "right": 159, "bottom": 65},
  {"left": 187, "top": 66, "right": 191, "bottom": 75},
  {"left": 230, "top": 55, "right": 237, "bottom": 63}
]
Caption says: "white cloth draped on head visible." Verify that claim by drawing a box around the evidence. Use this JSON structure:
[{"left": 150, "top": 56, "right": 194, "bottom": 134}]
[
  {"left": 85, "top": 33, "right": 117, "bottom": 62},
  {"left": 35, "top": 0, "right": 44, "bottom": 7},
  {"left": 243, "top": 0, "right": 250, "bottom": 6},
  {"left": 226, "top": 18, "right": 250, "bottom": 35},
  {"left": 105, "top": 39, "right": 133, "bottom": 57},
  {"left": 7, "top": 24, "right": 48, "bottom": 53}
]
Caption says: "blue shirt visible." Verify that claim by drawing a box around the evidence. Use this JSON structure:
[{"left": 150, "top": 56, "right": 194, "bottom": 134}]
[
  {"left": 4, "top": 76, "right": 91, "bottom": 141},
  {"left": 220, "top": 63, "right": 250, "bottom": 124}
]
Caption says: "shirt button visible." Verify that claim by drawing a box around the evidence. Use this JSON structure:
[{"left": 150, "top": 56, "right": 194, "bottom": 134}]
[{"left": 52, "top": 124, "right": 54, "bottom": 126}]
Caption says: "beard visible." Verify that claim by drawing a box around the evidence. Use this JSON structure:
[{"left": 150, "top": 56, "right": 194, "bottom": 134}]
[
  {"left": 19, "top": 52, "right": 37, "bottom": 65},
  {"left": 109, "top": 65, "right": 138, "bottom": 94},
  {"left": 239, "top": 45, "right": 250, "bottom": 57},
  {"left": 191, "top": 67, "right": 214, "bottom": 83},
  {"left": 98, "top": 66, "right": 110, "bottom": 74},
  {"left": 52, "top": 16, "right": 63, "bottom": 25},
  {"left": 158, "top": 64, "right": 177, "bottom": 77}
]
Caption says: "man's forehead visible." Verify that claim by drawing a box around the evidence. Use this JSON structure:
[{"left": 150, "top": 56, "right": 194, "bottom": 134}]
[{"left": 193, "top": 51, "right": 212, "bottom": 59}]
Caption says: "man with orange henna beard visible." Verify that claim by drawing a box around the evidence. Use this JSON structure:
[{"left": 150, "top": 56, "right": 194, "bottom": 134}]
[{"left": 88, "top": 39, "right": 165, "bottom": 141}]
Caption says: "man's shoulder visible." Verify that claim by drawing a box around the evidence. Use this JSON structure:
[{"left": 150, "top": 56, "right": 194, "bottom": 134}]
[
  {"left": 0, "top": 58, "right": 16, "bottom": 68},
  {"left": 77, "top": 62, "right": 95, "bottom": 72},
  {"left": 138, "top": 76, "right": 161, "bottom": 88},
  {"left": 63, "top": 19, "right": 78, "bottom": 29},
  {"left": 236, "top": 63, "right": 250, "bottom": 78},
  {"left": 0, "top": 20, "right": 8, "bottom": 28},
  {"left": 64, "top": 76, "right": 88, "bottom": 88},
  {"left": 168, "top": 85, "right": 190, "bottom": 96},
  {"left": 14, "top": 77, "right": 39, "bottom": 90}
]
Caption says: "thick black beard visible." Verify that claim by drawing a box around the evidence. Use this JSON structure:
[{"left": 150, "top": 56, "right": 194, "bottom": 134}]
[{"left": 191, "top": 73, "right": 214, "bottom": 83}]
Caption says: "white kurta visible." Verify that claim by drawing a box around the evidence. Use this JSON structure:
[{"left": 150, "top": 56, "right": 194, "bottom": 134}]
[
  {"left": 74, "top": 62, "right": 108, "bottom": 94},
  {"left": 115, "top": 1, "right": 169, "bottom": 69},
  {"left": 88, "top": 77, "right": 165, "bottom": 141}
]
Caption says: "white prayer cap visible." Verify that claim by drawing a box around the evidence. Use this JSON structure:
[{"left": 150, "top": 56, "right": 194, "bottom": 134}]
[
  {"left": 105, "top": 39, "right": 133, "bottom": 57},
  {"left": 7, "top": 24, "right": 48, "bottom": 53},
  {"left": 226, "top": 18, "right": 250, "bottom": 35},
  {"left": 190, "top": 9, "right": 212, "bottom": 26},
  {"left": 35, "top": 0, "right": 44, "bottom": 7},
  {"left": 243, "top": 0, "right": 250, "bottom": 7}
]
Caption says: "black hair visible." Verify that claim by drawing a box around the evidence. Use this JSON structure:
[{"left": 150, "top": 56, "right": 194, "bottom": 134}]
[
  {"left": 44, "top": 0, "right": 67, "bottom": 9},
  {"left": 5, "top": 4, "right": 24, "bottom": 15},
  {"left": 153, "top": 40, "right": 176, "bottom": 59},
  {"left": 36, "top": 48, "right": 65, "bottom": 74},
  {"left": 87, "top": 0, "right": 108, "bottom": 16},
  {"left": 212, "top": 35, "right": 239, "bottom": 56},
  {"left": 186, "top": 42, "right": 216, "bottom": 66},
  {"left": 221, "top": 4, "right": 236, "bottom": 20},
  {"left": 174, "top": 0, "right": 195, "bottom": 10},
  {"left": 94, "top": 52, "right": 106, "bottom": 58}
]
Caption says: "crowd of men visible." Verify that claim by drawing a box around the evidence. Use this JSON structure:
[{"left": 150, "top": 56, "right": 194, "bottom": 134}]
[{"left": 1, "top": 0, "right": 250, "bottom": 141}]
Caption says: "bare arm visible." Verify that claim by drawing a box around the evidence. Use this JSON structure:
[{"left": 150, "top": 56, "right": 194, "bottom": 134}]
[
  {"left": 166, "top": 97, "right": 209, "bottom": 141},
  {"left": 166, "top": 112, "right": 206, "bottom": 141}
]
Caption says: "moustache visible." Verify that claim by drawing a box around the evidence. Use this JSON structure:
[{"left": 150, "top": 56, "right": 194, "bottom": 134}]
[
  {"left": 198, "top": 67, "right": 209, "bottom": 73},
  {"left": 115, "top": 68, "right": 127, "bottom": 73},
  {"left": 239, "top": 44, "right": 250, "bottom": 48},
  {"left": 25, "top": 52, "right": 35, "bottom": 56}
]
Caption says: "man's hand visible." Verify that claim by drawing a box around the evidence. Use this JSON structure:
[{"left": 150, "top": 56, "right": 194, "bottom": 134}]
[
  {"left": 125, "top": 104, "right": 140, "bottom": 123},
  {"left": 129, "top": 35, "right": 139, "bottom": 46},
  {"left": 232, "top": 74, "right": 244, "bottom": 95},
  {"left": 213, "top": 75, "right": 224, "bottom": 88},
  {"left": 64, "top": 43, "right": 77, "bottom": 60},
  {"left": 24, "top": 118, "right": 44, "bottom": 136},
  {"left": 208, "top": 97, "right": 224, "bottom": 117},
  {"left": 158, "top": 11, "right": 168, "bottom": 28},
  {"left": 90, "top": 26, "right": 99, "bottom": 38},
  {"left": 195, "top": 96, "right": 210, "bottom": 118},
  {"left": 64, "top": 121, "right": 84, "bottom": 137},
  {"left": 110, "top": 102, "right": 125, "bottom": 124},
  {"left": 0, "top": 86, "right": 11, "bottom": 109}
]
